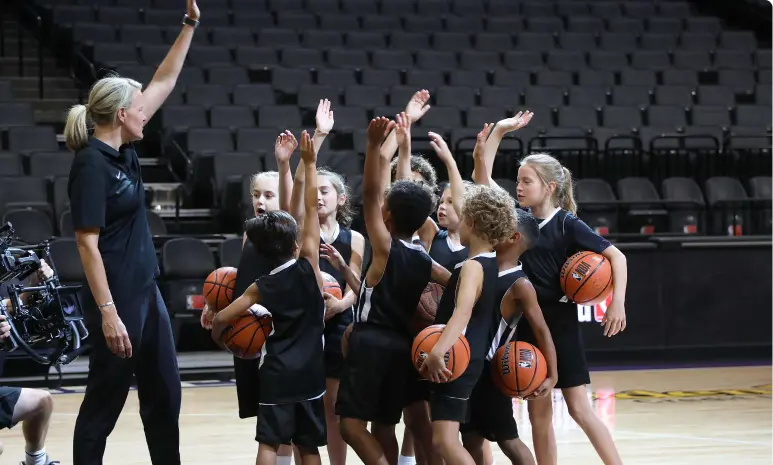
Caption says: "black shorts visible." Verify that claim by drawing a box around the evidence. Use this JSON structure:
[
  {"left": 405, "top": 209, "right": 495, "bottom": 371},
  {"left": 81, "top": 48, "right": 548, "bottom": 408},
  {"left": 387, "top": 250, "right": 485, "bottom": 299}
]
[
  {"left": 429, "top": 360, "right": 484, "bottom": 423},
  {"left": 256, "top": 397, "right": 327, "bottom": 450},
  {"left": 403, "top": 371, "right": 431, "bottom": 407},
  {"left": 459, "top": 362, "right": 519, "bottom": 442},
  {"left": 0, "top": 386, "right": 21, "bottom": 430},
  {"left": 336, "top": 323, "right": 412, "bottom": 425},
  {"left": 324, "top": 351, "right": 345, "bottom": 380},
  {"left": 517, "top": 300, "right": 590, "bottom": 389}
]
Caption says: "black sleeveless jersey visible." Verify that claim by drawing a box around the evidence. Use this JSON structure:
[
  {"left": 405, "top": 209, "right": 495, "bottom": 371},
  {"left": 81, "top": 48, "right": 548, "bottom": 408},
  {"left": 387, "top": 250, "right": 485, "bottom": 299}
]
[
  {"left": 256, "top": 257, "right": 326, "bottom": 404},
  {"left": 319, "top": 225, "right": 354, "bottom": 350},
  {"left": 234, "top": 239, "right": 274, "bottom": 297},
  {"left": 486, "top": 264, "right": 527, "bottom": 362},
  {"left": 355, "top": 238, "right": 432, "bottom": 338},
  {"left": 520, "top": 209, "right": 611, "bottom": 302},
  {"left": 434, "top": 252, "right": 499, "bottom": 368},
  {"left": 429, "top": 229, "right": 467, "bottom": 271}
]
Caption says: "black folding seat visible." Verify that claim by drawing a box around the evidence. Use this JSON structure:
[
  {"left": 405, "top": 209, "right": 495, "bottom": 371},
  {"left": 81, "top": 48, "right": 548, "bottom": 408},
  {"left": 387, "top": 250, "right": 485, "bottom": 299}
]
[
  {"left": 446, "top": 17, "right": 485, "bottom": 33},
  {"left": 147, "top": 211, "right": 167, "bottom": 236},
  {"left": 389, "top": 86, "right": 420, "bottom": 108},
  {"left": 0, "top": 177, "right": 51, "bottom": 217},
  {"left": 416, "top": 51, "right": 456, "bottom": 71},
  {"left": 577, "top": 70, "right": 615, "bottom": 87},
  {"left": 450, "top": 71, "right": 488, "bottom": 89},
  {"left": 621, "top": 70, "right": 657, "bottom": 87},
  {"left": 527, "top": 17, "right": 563, "bottom": 34},
  {"left": 680, "top": 32, "right": 716, "bottom": 51},
  {"left": 160, "top": 237, "right": 217, "bottom": 344},
  {"left": 647, "top": 17, "right": 683, "bottom": 34},
  {"left": 140, "top": 44, "right": 171, "bottom": 66},
  {"left": 120, "top": 25, "right": 165, "bottom": 45},
  {"left": 210, "top": 27, "right": 254, "bottom": 47},
  {"left": 748, "top": 176, "right": 772, "bottom": 234},
  {"left": 546, "top": 51, "right": 586, "bottom": 73},
  {"left": 568, "top": 87, "right": 608, "bottom": 107},
  {"left": 602, "top": 106, "right": 642, "bottom": 129},
  {"left": 735, "top": 105, "right": 772, "bottom": 129},
  {"left": 98, "top": 6, "right": 141, "bottom": 24},
  {"left": 390, "top": 32, "right": 430, "bottom": 51},
  {"left": 589, "top": 51, "right": 628, "bottom": 71},
  {"left": 492, "top": 70, "right": 532, "bottom": 88},
  {"left": 486, "top": 18, "right": 523, "bottom": 34},
  {"left": 607, "top": 17, "right": 644, "bottom": 34},
  {"left": 433, "top": 32, "right": 471, "bottom": 51},
  {"left": 326, "top": 49, "right": 367, "bottom": 70},
  {"left": 270, "top": 68, "right": 312, "bottom": 94},
  {"left": 236, "top": 128, "right": 280, "bottom": 152},
  {"left": 756, "top": 84, "right": 772, "bottom": 106},
  {"left": 275, "top": 12, "right": 317, "bottom": 30},
  {"left": 696, "top": 86, "right": 734, "bottom": 106},
  {"left": 567, "top": 17, "right": 604, "bottom": 34},
  {"left": 302, "top": 30, "right": 343, "bottom": 49},
  {"left": 0, "top": 104, "right": 34, "bottom": 128},
  {"left": 318, "top": 15, "right": 359, "bottom": 31},
  {"left": 317, "top": 151, "right": 362, "bottom": 179},
  {"left": 159, "top": 105, "right": 207, "bottom": 139},
  {"left": 373, "top": 50, "right": 414, "bottom": 70},
  {"left": 361, "top": 16, "right": 401, "bottom": 33},
  {"left": 72, "top": 24, "right": 117, "bottom": 47},
  {"left": 48, "top": 239, "right": 85, "bottom": 284},
  {"left": 451, "top": 0, "right": 484, "bottom": 15},
  {"left": 257, "top": 29, "right": 299, "bottom": 47},
  {"left": 0, "top": 152, "right": 22, "bottom": 176},
  {"left": 436, "top": 86, "right": 476, "bottom": 109},
  {"left": 0, "top": 82, "right": 11, "bottom": 101},
  {"left": 297, "top": 85, "right": 341, "bottom": 110},
  {"left": 219, "top": 237, "right": 243, "bottom": 268},
  {"left": 232, "top": 11, "right": 274, "bottom": 29},
  {"left": 210, "top": 105, "right": 255, "bottom": 130},
  {"left": 598, "top": 32, "right": 637, "bottom": 53},
  {"left": 186, "top": 84, "right": 230, "bottom": 107},
  {"left": 92, "top": 44, "right": 140, "bottom": 68},
  {"left": 480, "top": 87, "right": 522, "bottom": 110},
  {"left": 361, "top": 69, "right": 401, "bottom": 88},
  {"left": 654, "top": 86, "right": 695, "bottom": 107},
  {"left": 524, "top": 87, "right": 564, "bottom": 107},
  {"left": 187, "top": 45, "right": 232, "bottom": 67},
  {"left": 590, "top": 2, "right": 622, "bottom": 18},
  {"left": 502, "top": 51, "right": 544, "bottom": 71},
  {"left": 516, "top": 32, "right": 556, "bottom": 52},
  {"left": 269, "top": 0, "right": 302, "bottom": 11},
  {"left": 51, "top": 5, "right": 95, "bottom": 25},
  {"left": 631, "top": 51, "right": 671, "bottom": 71},
  {"left": 704, "top": 177, "right": 751, "bottom": 235},
  {"left": 662, "top": 70, "right": 698, "bottom": 87},
  {"left": 611, "top": 86, "right": 652, "bottom": 107},
  {"left": 616, "top": 177, "right": 668, "bottom": 234},
  {"left": 144, "top": 8, "right": 184, "bottom": 26},
  {"left": 558, "top": 32, "right": 596, "bottom": 52},
  {"left": 574, "top": 179, "right": 618, "bottom": 234},
  {"left": 756, "top": 50, "right": 771, "bottom": 69},
  {"left": 208, "top": 66, "right": 249, "bottom": 88},
  {"left": 536, "top": 70, "right": 573, "bottom": 87},
  {"left": 258, "top": 106, "right": 302, "bottom": 129},
  {"left": 466, "top": 107, "right": 506, "bottom": 129},
  {"left": 692, "top": 106, "right": 731, "bottom": 128},
  {"left": 661, "top": 177, "right": 706, "bottom": 233},
  {"left": 460, "top": 51, "right": 501, "bottom": 71},
  {"left": 29, "top": 152, "right": 74, "bottom": 179},
  {"left": 719, "top": 31, "right": 757, "bottom": 50},
  {"left": 624, "top": 2, "right": 656, "bottom": 18},
  {"left": 558, "top": 106, "right": 598, "bottom": 129},
  {"left": 474, "top": 33, "right": 513, "bottom": 52},
  {"left": 318, "top": 69, "right": 358, "bottom": 91},
  {"left": 345, "top": 86, "right": 387, "bottom": 110},
  {"left": 2, "top": 209, "right": 53, "bottom": 244},
  {"left": 186, "top": 128, "right": 234, "bottom": 155},
  {"left": 307, "top": 0, "right": 341, "bottom": 12},
  {"left": 345, "top": 31, "right": 387, "bottom": 51},
  {"left": 403, "top": 16, "right": 443, "bottom": 33},
  {"left": 521, "top": 1, "right": 554, "bottom": 16},
  {"left": 331, "top": 108, "right": 368, "bottom": 132},
  {"left": 685, "top": 17, "right": 722, "bottom": 34},
  {"left": 719, "top": 70, "right": 756, "bottom": 94},
  {"left": 8, "top": 127, "right": 58, "bottom": 155},
  {"left": 214, "top": 152, "right": 263, "bottom": 207},
  {"left": 673, "top": 51, "right": 712, "bottom": 71},
  {"left": 715, "top": 50, "right": 754, "bottom": 70},
  {"left": 418, "top": 107, "right": 462, "bottom": 130},
  {"left": 52, "top": 177, "right": 69, "bottom": 227}
]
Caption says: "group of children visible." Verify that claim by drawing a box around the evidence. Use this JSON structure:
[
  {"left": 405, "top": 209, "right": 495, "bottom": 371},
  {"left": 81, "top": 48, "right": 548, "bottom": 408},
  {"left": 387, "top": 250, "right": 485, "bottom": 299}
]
[{"left": 201, "top": 91, "right": 629, "bottom": 465}]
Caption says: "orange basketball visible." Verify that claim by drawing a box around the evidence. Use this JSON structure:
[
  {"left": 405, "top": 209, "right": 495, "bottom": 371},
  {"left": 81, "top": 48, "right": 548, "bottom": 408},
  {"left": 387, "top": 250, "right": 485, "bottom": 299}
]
[
  {"left": 410, "top": 283, "right": 444, "bottom": 335},
  {"left": 321, "top": 271, "right": 343, "bottom": 300},
  {"left": 341, "top": 323, "right": 353, "bottom": 358},
  {"left": 220, "top": 306, "right": 273, "bottom": 359},
  {"left": 559, "top": 251, "right": 613, "bottom": 305},
  {"left": 492, "top": 341, "right": 547, "bottom": 398},
  {"left": 411, "top": 324, "right": 470, "bottom": 383},
  {"left": 203, "top": 267, "right": 238, "bottom": 311}
]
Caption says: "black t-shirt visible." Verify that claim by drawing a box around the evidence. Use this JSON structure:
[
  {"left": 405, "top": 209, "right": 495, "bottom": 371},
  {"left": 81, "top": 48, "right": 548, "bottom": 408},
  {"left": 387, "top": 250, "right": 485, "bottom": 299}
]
[
  {"left": 256, "top": 257, "right": 326, "bottom": 404},
  {"left": 355, "top": 238, "right": 432, "bottom": 339},
  {"left": 68, "top": 138, "right": 158, "bottom": 309},
  {"left": 429, "top": 229, "right": 467, "bottom": 271},
  {"left": 318, "top": 224, "right": 353, "bottom": 349},
  {"left": 520, "top": 208, "right": 611, "bottom": 303}
]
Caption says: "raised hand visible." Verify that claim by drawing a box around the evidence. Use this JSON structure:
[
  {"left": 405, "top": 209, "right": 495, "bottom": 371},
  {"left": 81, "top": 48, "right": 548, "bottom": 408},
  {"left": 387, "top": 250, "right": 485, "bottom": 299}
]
[
  {"left": 316, "top": 99, "right": 334, "bottom": 134},
  {"left": 395, "top": 111, "right": 411, "bottom": 150},
  {"left": 427, "top": 131, "right": 453, "bottom": 163},
  {"left": 274, "top": 130, "right": 298, "bottom": 164},
  {"left": 366, "top": 117, "right": 396, "bottom": 147},
  {"left": 497, "top": 110, "right": 534, "bottom": 133},
  {"left": 405, "top": 89, "right": 431, "bottom": 124},
  {"left": 320, "top": 243, "right": 347, "bottom": 271},
  {"left": 299, "top": 130, "right": 316, "bottom": 163},
  {"left": 186, "top": 0, "right": 200, "bottom": 20}
]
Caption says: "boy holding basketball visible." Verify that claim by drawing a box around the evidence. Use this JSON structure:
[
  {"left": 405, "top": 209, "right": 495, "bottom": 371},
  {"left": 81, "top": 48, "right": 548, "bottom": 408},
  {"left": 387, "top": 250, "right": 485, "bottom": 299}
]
[
  {"left": 420, "top": 132, "right": 518, "bottom": 465},
  {"left": 460, "top": 208, "right": 558, "bottom": 465},
  {"left": 212, "top": 130, "right": 327, "bottom": 465},
  {"left": 336, "top": 117, "right": 449, "bottom": 465}
]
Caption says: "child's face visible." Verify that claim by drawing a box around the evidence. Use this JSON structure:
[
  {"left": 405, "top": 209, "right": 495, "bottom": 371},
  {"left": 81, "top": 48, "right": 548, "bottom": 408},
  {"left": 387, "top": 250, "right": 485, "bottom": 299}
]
[
  {"left": 317, "top": 176, "right": 342, "bottom": 220},
  {"left": 252, "top": 177, "right": 279, "bottom": 216},
  {"left": 516, "top": 165, "right": 550, "bottom": 210},
  {"left": 436, "top": 187, "right": 459, "bottom": 230}
]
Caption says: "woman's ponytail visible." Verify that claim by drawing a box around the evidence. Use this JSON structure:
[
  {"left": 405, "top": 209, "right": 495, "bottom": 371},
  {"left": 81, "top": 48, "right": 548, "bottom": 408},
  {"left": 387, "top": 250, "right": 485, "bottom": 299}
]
[{"left": 64, "top": 104, "right": 90, "bottom": 151}]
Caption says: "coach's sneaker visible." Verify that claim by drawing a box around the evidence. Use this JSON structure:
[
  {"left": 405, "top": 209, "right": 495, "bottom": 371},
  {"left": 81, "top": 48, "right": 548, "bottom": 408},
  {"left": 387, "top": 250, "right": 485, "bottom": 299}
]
[{"left": 20, "top": 456, "right": 60, "bottom": 465}]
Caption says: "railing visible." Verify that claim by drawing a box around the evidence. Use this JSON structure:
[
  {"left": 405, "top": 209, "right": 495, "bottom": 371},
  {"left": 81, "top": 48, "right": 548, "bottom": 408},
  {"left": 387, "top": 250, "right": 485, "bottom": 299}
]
[{"left": 11, "top": 1, "right": 45, "bottom": 98}]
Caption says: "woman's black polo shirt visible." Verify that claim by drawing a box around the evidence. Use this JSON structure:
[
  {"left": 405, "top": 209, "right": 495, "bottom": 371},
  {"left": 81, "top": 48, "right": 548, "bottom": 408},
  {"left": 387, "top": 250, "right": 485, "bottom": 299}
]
[{"left": 68, "top": 137, "right": 159, "bottom": 309}]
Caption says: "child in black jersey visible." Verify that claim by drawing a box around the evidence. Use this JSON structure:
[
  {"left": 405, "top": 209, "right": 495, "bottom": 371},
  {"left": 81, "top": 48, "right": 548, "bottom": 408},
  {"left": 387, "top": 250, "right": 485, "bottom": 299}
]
[
  {"left": 516, "top": 153, "right": 627, "bottom": 465},
  {"left": 336, "top": 117, "right": 450, "bottom": 465},
  {"left": 422, "top": 173, "right": 518, "bottom": 465},
  {"left": 212, "top": 131, "right": 327, "bottom": 465},
  {"left": 460, "top": 208, "right": 558, "bottom": 465}
]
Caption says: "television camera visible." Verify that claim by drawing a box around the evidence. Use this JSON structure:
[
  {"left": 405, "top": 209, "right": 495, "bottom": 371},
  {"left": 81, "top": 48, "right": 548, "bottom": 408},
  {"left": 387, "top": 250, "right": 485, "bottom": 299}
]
[{"left": 0, "top": 222, "right": 88, "bottom": 366}]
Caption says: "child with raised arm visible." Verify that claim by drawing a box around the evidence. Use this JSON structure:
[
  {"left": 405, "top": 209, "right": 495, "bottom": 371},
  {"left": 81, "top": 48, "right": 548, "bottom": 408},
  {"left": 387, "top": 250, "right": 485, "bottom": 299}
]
[{"left": 212, "top": 130, "right": 327, "bottom": 465}]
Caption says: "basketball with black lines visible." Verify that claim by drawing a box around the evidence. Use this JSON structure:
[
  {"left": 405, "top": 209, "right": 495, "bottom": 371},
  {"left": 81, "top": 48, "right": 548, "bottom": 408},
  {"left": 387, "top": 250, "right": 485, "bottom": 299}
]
[
  {"left": 203, "top": 266, "right": 238, "bottom": 311},
  {"left": 321, "top": 271, "right": 343, "bottom": 300},
  {"left": 220, "top": 307, "right": 273, "bottom": 360},
  {"left": 560, "top": 251, "right": 613, "bottom": 305},
  {"left": 411, "top": 324, "right": 470, "bottom": 383},
  {"left": 492, "top": 341, "right": 547, "bottom": 398},
  {"left": 410, "top": 282, "right": 445, "bottom": 335}
]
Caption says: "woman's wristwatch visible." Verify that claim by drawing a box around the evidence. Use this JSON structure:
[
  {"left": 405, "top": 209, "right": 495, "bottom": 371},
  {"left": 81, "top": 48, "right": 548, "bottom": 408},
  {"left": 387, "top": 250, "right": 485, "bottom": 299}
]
[{"left": 182, "top": 14, "right": 200, "bottom": 28}]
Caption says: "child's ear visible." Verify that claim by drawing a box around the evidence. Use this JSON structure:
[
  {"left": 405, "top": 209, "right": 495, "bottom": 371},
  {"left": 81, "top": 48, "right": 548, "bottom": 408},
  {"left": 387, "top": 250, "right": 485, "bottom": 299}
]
[{"left": 338, "top": 194, "right": 347, "bottom": 207}]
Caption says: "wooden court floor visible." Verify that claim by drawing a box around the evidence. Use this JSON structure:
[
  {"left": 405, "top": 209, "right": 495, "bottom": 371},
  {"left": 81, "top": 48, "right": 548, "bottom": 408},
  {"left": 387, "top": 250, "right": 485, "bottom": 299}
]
[{"left": 1, "top": 366, "right": 770, "bottom": 464}]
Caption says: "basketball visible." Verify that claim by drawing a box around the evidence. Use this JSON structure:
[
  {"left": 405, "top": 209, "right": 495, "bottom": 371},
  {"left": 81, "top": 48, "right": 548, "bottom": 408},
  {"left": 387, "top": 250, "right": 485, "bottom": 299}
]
[
  {"left": 321, "top": 271, "right": 343, "bottom": 300},
  {"left": 492, "top": 341, "right": 547, "bottom": 398},
  {"left": 203, "top": 267, "right": 238, "bottom": 311},
  {"left": 411, "top": 324, "right": 470, "bottom": 383},
  {"left": 219, "top": 306, "right": 273, "bottom": 359},
  {"left": 410, "top": 282, "right": 445, "bottom": 335},
  {"left": 559, "top": 251, "right": 613, "bottom": 305},
  {"left": 341, "top": 323, "right": 353, "bottom": 358}
]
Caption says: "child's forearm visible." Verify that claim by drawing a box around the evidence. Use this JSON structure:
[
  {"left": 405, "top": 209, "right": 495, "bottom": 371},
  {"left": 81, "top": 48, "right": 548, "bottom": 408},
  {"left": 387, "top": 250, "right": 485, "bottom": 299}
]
[{"left": 431, "top": 311, "right": 471, "bottom": 357}]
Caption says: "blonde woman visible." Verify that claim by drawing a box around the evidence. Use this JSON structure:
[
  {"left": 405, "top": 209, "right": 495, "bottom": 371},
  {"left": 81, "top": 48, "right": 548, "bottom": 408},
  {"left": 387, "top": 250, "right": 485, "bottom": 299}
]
[{"left": 64, "top": 1, "right": 200, "bottom": 463}]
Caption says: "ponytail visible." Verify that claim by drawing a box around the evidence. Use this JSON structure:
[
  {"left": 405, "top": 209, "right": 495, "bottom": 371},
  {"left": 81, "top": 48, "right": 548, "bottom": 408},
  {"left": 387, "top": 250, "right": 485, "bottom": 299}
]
[
  {"left": 64, "top": 104, "right": 90, "bottom": 151},
  {"left": 559, "top": 166, "right": 577, "bottom": 215}
]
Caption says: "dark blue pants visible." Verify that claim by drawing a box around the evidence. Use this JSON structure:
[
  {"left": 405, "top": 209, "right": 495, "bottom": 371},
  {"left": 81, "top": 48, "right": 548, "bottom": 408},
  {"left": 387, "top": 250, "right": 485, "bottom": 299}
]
[{"left": 73, "top": 284, "right": 181, "bottom": 465}]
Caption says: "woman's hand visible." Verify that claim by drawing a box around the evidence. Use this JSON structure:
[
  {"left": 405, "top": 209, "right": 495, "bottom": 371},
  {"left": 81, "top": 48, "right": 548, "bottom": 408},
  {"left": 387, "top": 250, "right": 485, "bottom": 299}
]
[
  {"left": 186, "top": 0, "right": 200, "bottom": 21},
  {"left": 101, "top": 307, "right": 132, "bottom": 359}
]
